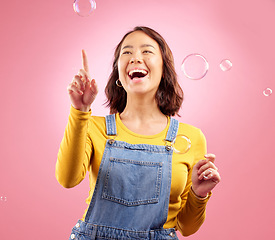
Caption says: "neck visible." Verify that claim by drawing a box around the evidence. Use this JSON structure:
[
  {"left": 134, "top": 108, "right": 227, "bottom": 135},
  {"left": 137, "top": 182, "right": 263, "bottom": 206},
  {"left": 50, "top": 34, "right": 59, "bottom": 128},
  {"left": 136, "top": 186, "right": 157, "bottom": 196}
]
[{"left": 120, "top": 95, "right": 165, "bottom": 121}]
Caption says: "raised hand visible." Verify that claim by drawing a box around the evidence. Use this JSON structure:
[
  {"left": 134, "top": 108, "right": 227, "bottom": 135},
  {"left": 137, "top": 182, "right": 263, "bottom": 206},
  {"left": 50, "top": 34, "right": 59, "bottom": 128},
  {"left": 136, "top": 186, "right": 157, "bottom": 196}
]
[
  {"left": 67, "top": 49, "right": 98, "bottom": 112},
  {"left": 191, "top": 153, "right": 221, "bottom": 197}
]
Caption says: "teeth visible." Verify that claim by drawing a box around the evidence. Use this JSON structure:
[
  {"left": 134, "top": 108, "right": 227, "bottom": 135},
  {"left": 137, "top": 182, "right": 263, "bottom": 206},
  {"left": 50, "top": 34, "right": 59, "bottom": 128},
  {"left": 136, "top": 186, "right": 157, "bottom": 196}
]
[{"left": 128, "top": 69, "right": 148, "bottom": 77}]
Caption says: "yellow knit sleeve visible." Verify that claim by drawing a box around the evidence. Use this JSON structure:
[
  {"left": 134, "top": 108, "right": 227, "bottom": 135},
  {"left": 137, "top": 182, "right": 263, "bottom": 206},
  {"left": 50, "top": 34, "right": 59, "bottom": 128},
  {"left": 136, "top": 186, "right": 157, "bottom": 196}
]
[
  {"left": 55, "top": 106, "right": 93, "bottom": 188},
  {"left": 176, "top": 130, "right": 211, "bottom": 236}
]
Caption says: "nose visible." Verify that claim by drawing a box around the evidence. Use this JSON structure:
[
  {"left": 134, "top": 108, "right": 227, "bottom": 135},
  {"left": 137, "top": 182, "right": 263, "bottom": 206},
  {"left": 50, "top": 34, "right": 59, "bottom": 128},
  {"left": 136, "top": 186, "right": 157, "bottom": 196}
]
[
  {"left": 130, "top": 53, "right": 143, "bottom": 64},
  {"left": 130, "top": 58, "right": 143, "bottom": 64}
]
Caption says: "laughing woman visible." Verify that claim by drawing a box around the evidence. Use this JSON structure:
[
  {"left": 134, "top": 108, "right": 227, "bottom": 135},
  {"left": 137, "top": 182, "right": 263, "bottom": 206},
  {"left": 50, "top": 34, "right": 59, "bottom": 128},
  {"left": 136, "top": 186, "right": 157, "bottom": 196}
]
[{"left": 56, "top": 26, "right": 221, "bottom": 240}]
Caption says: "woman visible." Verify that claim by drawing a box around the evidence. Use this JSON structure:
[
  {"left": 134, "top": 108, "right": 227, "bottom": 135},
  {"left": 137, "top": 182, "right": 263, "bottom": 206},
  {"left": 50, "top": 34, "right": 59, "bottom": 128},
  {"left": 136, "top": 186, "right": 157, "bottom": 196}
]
[{"left": 56, "top": 26, "right": 221, "bottom": 240}]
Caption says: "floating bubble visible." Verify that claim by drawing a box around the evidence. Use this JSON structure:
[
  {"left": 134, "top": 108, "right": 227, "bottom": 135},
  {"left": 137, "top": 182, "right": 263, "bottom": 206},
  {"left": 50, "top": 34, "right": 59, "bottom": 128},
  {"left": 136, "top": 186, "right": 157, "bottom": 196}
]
[
  {"left": 220, "top": 59, "right": 232, "bottom": 71},
  {"left": 181, "top": 53, "right": 209, "bottom": 80},
  {"left": 73, "top": 0, "right": 96, "bottom": 17},
  {"left": 1, "top": 196, "right": 7, "bottom": 202},
  {"left": 263, "top": 88, "right": 272, "bottom": 96},
  {"left": 172, "top": 135, "right": 191, "bottom": 154}
]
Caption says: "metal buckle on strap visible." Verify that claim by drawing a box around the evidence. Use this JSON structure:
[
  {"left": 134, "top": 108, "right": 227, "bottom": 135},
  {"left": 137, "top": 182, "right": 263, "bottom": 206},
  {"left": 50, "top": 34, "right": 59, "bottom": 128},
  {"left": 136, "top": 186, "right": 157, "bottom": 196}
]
[
  {"left": 108, "top": 135, "right": 116, "bottom": 144},
  {"left": 163, "top": 139, "right": 172, "bottom": 151}
]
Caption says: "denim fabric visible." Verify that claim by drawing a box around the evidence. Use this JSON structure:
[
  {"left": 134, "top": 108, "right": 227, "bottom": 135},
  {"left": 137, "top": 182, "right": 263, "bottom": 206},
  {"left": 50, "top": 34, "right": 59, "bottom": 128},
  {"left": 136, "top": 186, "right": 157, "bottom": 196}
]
[
  {"left": 69, "top": 115, "right": 179, "bottom": 240},
  {"left": 102, "top": 157, "right": 162, "bottom": 206},
  {"left": 70, "top": 220, "right": 178, "bottom": 240}
]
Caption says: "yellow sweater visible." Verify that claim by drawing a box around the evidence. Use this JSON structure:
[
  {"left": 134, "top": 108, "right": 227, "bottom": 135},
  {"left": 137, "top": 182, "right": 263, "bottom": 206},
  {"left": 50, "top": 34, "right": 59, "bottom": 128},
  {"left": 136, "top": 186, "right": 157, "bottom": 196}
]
[{"left": 56, "top": 106, "right": 211, "bottom": 236}]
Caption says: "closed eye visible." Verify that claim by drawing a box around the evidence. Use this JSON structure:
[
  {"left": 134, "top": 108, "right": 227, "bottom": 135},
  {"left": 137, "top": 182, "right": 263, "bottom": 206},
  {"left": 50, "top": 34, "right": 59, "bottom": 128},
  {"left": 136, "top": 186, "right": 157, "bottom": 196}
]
[
  {"left": 143, "top": 50, "right": 153, "bottom": 54},
  {"left": 122, "top": 51, "right": 132, "bottom": 55}
]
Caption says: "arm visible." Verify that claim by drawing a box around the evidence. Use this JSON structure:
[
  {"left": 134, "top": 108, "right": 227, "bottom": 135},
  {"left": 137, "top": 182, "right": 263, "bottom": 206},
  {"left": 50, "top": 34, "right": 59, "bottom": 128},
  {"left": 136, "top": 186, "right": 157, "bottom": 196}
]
[
  {"left": 56, "top": 50, "right": 98, "bottom": 188},
  {"left": 176, "top": 130, "right": 210, "bottom": 236},
  {"left": 55, "top": 106, "right": 92, "bottom": 188}
]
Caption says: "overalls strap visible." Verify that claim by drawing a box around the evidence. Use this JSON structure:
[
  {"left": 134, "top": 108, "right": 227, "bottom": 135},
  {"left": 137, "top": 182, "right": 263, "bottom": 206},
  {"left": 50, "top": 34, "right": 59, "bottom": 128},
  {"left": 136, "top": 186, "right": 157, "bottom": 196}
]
[
  {"left": 105, "top": 114, "right": 117, "bottom": 136},
  {"left": 165, "top": 118, "right": 179, "bottom": 142}
]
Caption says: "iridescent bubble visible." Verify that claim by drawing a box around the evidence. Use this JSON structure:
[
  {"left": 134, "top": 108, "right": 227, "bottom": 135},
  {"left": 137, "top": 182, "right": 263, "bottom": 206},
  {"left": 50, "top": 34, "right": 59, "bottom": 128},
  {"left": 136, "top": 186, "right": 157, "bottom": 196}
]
[
  {"left": 220, "top": 59, "right": 232, "bottom": 71},
  {"left": 263, "top": 88, "right": 272, "bottom": 97},
  {"left": 1, "top": 196, "right": 7, "bottom": 202},
  {"left": 172, "top": 135, "right": 191, "bottom": 154},
  {"left": 181, "top": 53, "right": 209, "bottom": 80},
  {"left": 73, "top": 0, "right": 96, "bottom": 17}
]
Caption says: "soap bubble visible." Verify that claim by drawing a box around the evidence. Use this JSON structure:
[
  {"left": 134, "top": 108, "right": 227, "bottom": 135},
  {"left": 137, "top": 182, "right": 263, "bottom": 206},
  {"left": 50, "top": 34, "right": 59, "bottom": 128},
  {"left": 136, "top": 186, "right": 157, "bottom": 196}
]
[
  {"left": 181, "top": 53, "right": 209, "bottom": 80},
  {"left": 1, "top": 196, "right": 7, "bottom": 202},
  {"left": 73, "top": 0, "right": 96, "bottom": 17},
  {"left": 172, "top": 135, "right": 191, "bottom": 154},
  {"left": 263, "top": 88, "right": 272, "bottom": 96},
  {"left": 220, "top": 59, "right": 232, "bottom": 71}
]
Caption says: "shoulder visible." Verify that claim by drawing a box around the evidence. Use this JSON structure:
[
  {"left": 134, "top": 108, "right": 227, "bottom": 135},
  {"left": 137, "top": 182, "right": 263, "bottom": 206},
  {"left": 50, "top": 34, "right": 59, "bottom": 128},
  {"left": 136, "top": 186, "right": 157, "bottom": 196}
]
[
  {"left": 177, "top": 121, "right": 206, "bottom": 142},
  {"left": 176, "top": 121, "right": 207, "bottom": 163},
  {"left": 90, "top": 115, "right": 106, "bottom": 122},
  {"left": 87, "top": 115, "right": 107, "bottom": 134},
  {"left": 89, "top": 115, "right": 106, "bottom": 126},
  {"left": 177, "top": 121, "right": 202, "bottom": 134}
]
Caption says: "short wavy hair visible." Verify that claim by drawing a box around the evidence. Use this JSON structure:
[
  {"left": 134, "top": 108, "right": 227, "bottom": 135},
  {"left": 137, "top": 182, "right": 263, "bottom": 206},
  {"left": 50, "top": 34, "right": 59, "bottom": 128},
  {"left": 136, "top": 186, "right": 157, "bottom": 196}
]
[{"left": 105, "top": 26, "right": 183, "bottom": 116}]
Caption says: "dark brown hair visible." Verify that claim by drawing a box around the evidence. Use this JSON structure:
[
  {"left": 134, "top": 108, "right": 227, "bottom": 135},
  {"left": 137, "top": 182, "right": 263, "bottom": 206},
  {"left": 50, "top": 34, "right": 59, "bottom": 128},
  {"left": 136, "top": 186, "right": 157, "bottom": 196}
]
[{"left": 105, "top": 26, "right": 183, "bottom": 116}]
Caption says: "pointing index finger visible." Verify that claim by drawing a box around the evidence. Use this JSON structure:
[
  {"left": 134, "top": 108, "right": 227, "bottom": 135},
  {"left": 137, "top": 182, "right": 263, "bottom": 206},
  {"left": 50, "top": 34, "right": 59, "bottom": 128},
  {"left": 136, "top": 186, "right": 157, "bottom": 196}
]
[{"left": 82, "top": 49, "right": 90, "bottom": 73}]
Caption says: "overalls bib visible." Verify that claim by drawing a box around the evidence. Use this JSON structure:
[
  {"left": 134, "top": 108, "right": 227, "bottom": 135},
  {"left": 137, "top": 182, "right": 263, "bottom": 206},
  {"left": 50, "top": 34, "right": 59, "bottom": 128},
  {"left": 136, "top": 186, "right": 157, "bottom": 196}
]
[{"left": 69, "top": 114, "right": 179, "bottom": 240}]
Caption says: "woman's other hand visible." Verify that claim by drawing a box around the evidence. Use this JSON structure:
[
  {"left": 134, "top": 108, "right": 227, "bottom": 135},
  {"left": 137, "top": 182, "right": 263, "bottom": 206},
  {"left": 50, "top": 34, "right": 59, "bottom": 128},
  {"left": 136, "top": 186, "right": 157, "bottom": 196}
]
[
  {"left": 191, "top": 153, "right": 221, "bottom": 197},
  {"left": 67, "top": 49, "right": 98, "bottom": 112}
]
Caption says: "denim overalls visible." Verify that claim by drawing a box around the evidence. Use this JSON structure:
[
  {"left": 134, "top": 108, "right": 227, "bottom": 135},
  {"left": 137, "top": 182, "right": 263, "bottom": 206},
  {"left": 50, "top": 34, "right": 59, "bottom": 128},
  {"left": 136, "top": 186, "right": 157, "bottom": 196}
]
[{"left": 69, "top": 114, "right": 179, "bottom": 240}]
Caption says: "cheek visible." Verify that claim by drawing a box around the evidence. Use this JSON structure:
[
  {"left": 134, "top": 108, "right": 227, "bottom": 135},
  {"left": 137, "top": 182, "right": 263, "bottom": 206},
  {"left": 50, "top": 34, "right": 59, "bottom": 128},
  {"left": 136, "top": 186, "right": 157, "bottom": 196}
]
[
  {"left": 117, "top": 58, "right": 122, "bottom": 70},
  {"left": 150, "top": 59, "right": 163, "bottom": 77},
  {"left": 149, "top": 56, "right": 163, "bottom": 69},
  {"left": 117, "top": 59, "right": 125, "bottom": 78}
]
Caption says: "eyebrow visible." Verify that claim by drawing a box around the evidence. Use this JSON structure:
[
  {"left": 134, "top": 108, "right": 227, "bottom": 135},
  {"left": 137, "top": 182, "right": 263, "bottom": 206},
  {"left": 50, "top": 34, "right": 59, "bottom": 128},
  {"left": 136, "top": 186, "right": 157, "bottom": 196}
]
[{"left": 122, "top": 44, "right": 156, "bottom": 50}]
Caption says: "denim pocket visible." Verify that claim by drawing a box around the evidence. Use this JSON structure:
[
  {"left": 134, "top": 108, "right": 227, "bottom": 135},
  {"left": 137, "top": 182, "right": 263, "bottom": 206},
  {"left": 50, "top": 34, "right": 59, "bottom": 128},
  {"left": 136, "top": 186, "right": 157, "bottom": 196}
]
[{"left": 102, "top": 158, "right": 163, "bottom": 206}]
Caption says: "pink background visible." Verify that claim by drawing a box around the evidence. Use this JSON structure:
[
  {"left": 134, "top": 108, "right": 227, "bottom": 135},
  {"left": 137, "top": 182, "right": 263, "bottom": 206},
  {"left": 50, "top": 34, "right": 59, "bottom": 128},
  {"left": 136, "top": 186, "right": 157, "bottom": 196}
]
[{"left": 1, "top": 0, "right": 275, "bottom": 239}]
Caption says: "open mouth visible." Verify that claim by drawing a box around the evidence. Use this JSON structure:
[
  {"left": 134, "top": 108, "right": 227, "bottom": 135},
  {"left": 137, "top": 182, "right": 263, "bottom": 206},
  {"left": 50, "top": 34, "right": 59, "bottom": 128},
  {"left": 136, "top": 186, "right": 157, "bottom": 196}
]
[{"left": 128, "top": 69, "right": 148, "bottom": 80}]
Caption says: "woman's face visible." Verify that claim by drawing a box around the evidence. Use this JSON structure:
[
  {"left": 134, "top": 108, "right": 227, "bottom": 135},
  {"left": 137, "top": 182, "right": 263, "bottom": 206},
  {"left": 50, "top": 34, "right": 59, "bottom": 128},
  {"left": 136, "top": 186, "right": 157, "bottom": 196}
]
[{"left": 117, "top": 31, "right": 163, "bottom": 97}]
